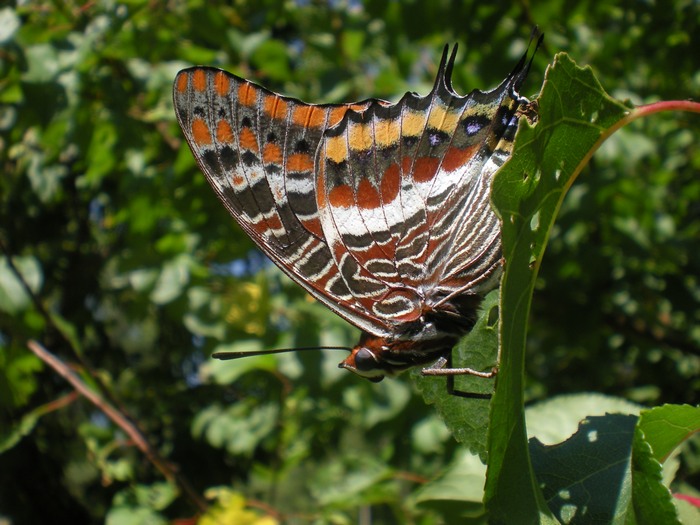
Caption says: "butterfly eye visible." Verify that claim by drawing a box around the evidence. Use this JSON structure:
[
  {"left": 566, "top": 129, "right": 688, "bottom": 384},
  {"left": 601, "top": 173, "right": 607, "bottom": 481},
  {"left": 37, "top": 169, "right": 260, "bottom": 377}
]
[{"left": 354, "top": 348, "right": 378, "bottom": 372}]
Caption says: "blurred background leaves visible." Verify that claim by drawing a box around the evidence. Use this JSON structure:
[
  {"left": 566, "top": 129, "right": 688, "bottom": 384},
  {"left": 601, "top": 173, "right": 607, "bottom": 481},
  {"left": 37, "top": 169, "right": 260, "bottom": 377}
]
[{"left": 0, "top": 0, "right": 699, "bottom": 523}]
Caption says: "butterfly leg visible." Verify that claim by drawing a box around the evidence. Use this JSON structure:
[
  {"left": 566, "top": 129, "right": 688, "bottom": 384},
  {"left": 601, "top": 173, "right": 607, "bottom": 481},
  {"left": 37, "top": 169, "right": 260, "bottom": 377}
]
[{"left": 421, "top": 356, "right": 497, "bottom": 399}]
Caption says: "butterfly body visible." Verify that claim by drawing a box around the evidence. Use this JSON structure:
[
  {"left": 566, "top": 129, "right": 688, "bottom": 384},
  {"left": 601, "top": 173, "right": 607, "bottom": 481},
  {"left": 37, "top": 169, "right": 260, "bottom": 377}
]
[{"left": 174, "top": 42, "right": 537, "bottom": 383}]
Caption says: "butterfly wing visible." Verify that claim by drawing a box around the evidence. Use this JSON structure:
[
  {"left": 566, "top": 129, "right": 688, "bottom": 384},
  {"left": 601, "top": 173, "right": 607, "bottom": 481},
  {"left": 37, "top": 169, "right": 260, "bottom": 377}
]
[
  {"left": 421, "top": 49, "right": 533, "bottom": 302},
  {"left": 315, "top": 45, "right": 534, "bottom": 325},
  {"left": 173, "top": 66, "right": 393, "bottom": 337},
  {"left": 173, "top": 44, "right": 535, "bottom": 340}
]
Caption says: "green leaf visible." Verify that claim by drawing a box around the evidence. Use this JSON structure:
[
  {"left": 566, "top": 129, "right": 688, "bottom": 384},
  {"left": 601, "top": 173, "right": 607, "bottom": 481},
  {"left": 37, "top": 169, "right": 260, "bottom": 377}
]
[
  {"left": 150, "top": 254, "right": 192, "bottom": 305},
  {"left": 106, "top": 482, "right": 176, "bottom": 525},
  {"left": 23, "top": 44, "right": 61, "bottom": 82},
  {"left": 531, "top": 413, "right": 638, "bottom": 524},
  {"left": 486, "top": 52, "right": 631, "bottom": 521},
  {"left": 630, "top": 423, "right": 681, "bottom": 525},
  {"left": 413, "top": 448, "right": 488, "bottom": 521},
  {"left": 49, "top": 311, "right": 84, "bottom": 355},
  {"left": 342, "top": 377, "right": 411, "bottom": 428},
  {"left": 637, "top": 405, "right": 700, "bottom": 463},
  {"left": 0, "top": 347, "right": 42, "bottom": 409},
  {"left": 192, "top": 401, "right": 278, "bottom": 456},
  {"left": 525, "top": 395, "right": 688, "bottom": 523},
  {"left": 308, "top": 455, "right": 391, "bottom": 507},
  {"left": 526, "top": 393, "right": 643, "bottom": 445},
  {"left": 414, "top": 289, "right": 499, "bottom": 460},
  {"left": 250, "top": 40, "right": 292, "bottom": 82},
  {"left": 83, "top": 118, "right": 118, "bottom": 187},
  {"left": 0, "top": 7, "right": 20, "bottom": 44},
  {"left": 0, "top": 404, "right": 42, "bottom": 453},
  {"left": 631, "top": 405, "right": 700, "bottom": 524},
  {"left": 341, "top": 30, "right": 365, "bottom": 61},
  {"left": 105, "top": 507, "right": 166, "bottom": 525}
]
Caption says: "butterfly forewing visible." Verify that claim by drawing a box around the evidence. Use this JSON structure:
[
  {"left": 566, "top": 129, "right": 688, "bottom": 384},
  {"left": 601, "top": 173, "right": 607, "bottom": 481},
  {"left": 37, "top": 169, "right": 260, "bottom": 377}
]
[{"left": 173, "top": 67, "right": 393, "bottom": 337}]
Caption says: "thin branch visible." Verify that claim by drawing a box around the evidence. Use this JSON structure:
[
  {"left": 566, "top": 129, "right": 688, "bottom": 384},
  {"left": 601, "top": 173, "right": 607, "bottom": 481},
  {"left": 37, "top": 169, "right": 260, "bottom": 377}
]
[
  {"left": 246, "top": 499, "right": 285, "bottom": 521},
  {"left": 0, "top": 238, "right": 139, "bottom": 419},
  {"left": 392, "top": 470, "right": 429, "bottom": 484},
  {"left": 631, "top": 99, "right": 700, "bottom": 118},
  {"left": 42, "top": 391, "right": 80, "bottom": 414},
  {"left": 2, "top": 237, "right": 207, "bottom": 512},
  {"left": 0, "top": 237, "right": 60, "bottom": 339},
  {"left": 26, "top": 340, "right": 208, "bottom": 513}
]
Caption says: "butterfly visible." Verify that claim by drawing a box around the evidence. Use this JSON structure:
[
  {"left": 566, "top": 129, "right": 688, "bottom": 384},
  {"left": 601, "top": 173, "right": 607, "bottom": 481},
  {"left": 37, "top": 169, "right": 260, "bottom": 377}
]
[{"left": 173, "top": 37, "right": 540, "bottom": 391}]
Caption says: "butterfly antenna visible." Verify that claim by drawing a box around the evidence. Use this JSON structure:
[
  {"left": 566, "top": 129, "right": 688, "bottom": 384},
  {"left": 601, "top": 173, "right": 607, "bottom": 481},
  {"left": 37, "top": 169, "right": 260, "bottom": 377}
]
[
  {"left": 526, "top": 27, "right": 544, "bottom": 73},
  {"left": 213, "top": 346, "right": 352, "bottom": 360}
]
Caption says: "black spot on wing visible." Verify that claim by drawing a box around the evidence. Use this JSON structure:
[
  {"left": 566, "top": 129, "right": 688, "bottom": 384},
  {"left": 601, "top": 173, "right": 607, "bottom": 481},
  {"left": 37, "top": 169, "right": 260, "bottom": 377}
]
[
  {"left": 219, "top": 145, "right": 239, "bottom": 171},
  {"left": 403, "top": 135, "right": 420, "bottom": 148},
  {"left": 323, "top": 159, "right": 349, "bottom": 189},
  {"left": 202, "top": 149, "right": 220, "bottom": 173},
  {"left": 287, "top": 190, "right": 318, "bottom": 216},
  {"left": 241, "top": 150, "right": 258, "bottom": 167},
  {"left": 294, "top": 139, "right": 311, "bottom": 154}
]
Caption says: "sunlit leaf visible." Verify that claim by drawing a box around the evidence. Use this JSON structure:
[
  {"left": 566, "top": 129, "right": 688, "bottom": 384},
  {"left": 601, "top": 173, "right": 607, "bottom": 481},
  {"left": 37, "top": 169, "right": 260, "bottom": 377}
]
[
  {"left": 487, "top": 52, "right": 631, "bottom": 521},
  {"left": 413, "top": 448, "right": 487, "bottom": 520},
  {"left": 637, "top": 404, "right": 700, "bottom": 463},
  {"left": 199, "top": 489, "right": 278, "bottom": 525}
]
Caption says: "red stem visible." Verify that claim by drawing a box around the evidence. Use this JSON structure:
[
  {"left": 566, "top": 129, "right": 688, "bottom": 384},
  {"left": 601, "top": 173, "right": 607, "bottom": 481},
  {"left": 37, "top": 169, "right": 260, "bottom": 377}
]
[{"left": 632, "top": 99, "right": 700, "bottom": 117}]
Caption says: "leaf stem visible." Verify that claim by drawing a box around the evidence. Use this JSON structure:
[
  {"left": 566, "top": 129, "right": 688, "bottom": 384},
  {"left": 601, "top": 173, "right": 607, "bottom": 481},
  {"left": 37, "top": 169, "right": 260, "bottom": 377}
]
[
  {"left": 553, "top": 98, "right": 700, "bottom": 265},
  {"left": 631, "top": 99, "right": 700, "bottom": 118}
]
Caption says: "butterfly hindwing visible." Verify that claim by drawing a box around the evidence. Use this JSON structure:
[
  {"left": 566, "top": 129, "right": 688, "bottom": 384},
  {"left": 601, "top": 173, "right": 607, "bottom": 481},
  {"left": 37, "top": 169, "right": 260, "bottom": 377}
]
[{"left": 314, "top": 46, "right": 529, "bottom": 322}]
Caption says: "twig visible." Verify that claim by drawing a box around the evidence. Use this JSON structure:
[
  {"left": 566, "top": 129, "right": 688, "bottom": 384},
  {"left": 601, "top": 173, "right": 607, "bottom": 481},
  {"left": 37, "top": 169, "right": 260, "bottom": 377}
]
[
  {"left": 2, "top": 238, "right": 207, "bottom": 512},
  {"left": 0, "top": 236, "right": 135, "bottom": 421},
  {"left": 0, "top": 237, "right": 59, "bottom": 339},
  {"left": 42, "top": 391, "right": 80, "bottom": 413},
  {"left": 27, "top": 340, "right": 208, "bottom": 513}
]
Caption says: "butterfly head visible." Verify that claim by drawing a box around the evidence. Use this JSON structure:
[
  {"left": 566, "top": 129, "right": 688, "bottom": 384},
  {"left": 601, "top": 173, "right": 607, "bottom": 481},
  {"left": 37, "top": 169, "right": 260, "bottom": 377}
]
[
  {"left": 339, "top": 333, "right": 447, "bottom": 383},
  {"left": 338, "top": 345, "right": 388, "bottom": 382}
]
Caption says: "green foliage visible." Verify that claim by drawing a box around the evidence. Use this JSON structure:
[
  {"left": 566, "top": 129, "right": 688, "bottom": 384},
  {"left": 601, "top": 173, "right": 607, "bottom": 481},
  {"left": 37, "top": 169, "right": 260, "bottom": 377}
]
[
  {"left": 106, "top": 483, "right": 178, "bottom": 525},
  {"left": 1, "top": 1, "right": 699, "bottom": 524},
  {"left": 414, "top": 289, "right": 499, "bottom": 460},
  {"left": 198, "top": 489, "right": 279, "bottom": 525},
  {"left": 487, "top": 52, "right": 632, "bottom": 522}
]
